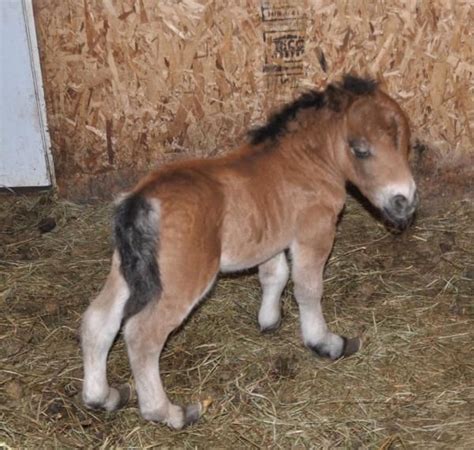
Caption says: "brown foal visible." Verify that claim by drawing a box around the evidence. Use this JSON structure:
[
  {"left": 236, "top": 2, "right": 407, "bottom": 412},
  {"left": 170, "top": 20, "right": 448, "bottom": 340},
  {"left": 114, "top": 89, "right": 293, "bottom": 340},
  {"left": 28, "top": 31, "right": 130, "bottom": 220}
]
[{"left": 81, "top": 75, "right": 418, "bottom": 429}]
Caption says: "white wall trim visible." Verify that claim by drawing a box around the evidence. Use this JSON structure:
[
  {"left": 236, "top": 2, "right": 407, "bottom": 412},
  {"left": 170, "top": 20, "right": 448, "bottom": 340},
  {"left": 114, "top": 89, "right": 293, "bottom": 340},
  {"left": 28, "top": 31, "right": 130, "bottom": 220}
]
[{"left": 22, "top": 0, "right": 55, "bottom": 186}]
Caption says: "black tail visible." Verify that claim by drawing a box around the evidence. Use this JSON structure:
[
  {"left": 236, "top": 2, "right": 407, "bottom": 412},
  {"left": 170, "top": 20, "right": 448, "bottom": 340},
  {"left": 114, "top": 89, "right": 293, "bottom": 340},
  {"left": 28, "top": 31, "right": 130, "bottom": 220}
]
[{"left": 113, "top": 194, "right": 162, "bottom": 319}]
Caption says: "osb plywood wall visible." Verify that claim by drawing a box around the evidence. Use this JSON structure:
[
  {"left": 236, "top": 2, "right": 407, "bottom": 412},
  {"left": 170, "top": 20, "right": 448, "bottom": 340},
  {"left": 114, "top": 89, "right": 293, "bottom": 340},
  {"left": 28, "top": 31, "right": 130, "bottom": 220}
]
[{"left": 33, "top": 0, "right": 473, "bottom": 200}]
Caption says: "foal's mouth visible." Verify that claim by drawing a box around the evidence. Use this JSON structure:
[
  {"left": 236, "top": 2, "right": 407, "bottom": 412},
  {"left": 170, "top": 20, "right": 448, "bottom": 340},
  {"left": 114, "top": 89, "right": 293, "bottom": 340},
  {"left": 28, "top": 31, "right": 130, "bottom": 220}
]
[
  {"left": 381, "top": 191, "right": 419, "bottom": 231},
  {"left": 382, "top": 207, "right": 416, "bottom": 231}
]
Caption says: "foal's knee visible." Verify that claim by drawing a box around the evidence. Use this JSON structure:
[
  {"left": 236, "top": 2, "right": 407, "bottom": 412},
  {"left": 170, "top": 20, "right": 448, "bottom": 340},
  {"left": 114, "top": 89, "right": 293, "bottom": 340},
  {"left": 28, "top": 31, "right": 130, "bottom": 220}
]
[
  {"left": 258, "top": 253, "right": 289, "bottom": 287},
  {"left": 123, "top": 308, "right": 166, "bottom": 353},
  {"left": 81, "top": 305, "right": 115, "bottom": 343}
]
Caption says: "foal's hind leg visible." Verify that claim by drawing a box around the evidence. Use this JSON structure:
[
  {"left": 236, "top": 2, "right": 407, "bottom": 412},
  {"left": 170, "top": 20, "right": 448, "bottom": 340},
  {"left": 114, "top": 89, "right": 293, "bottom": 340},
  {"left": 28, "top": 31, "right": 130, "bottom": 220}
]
[
  {"left": 258, "top": 251, "right": 289, "bottom": 331},
  {"left": 291, "top": 218, "right": 360, "bottom": 360},
  {"left": 124, "top": 280, "right": 215, "bottom": 429},
  {"left": 81, "top": 252, "right": 131, "bottom": 411}
]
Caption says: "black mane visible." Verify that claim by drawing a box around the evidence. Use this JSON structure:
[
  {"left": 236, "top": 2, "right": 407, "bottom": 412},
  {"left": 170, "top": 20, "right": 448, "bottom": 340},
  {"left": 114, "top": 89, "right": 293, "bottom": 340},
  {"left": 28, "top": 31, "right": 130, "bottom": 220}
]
[
  {"left": 249, "top": 75, "right": 377, "bottom": 145},
  {"left": 341, "top": 74, "right": 377, "bottom": 96}
]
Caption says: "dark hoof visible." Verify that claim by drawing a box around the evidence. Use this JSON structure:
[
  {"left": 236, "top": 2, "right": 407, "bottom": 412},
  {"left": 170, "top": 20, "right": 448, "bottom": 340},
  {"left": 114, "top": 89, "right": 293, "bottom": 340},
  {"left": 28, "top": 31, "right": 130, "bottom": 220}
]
[
  {"left": 340, "top": 336, "right": 361, "bottom": 358},
  {"left": 84, "top": 400, "right": 104, "bottom": 411},
  {"left": 309, "top": 336, "right": 361, "bottom": 360},
  {"left": 182, "top": 399, "right": 212, "bottom": 427},
  {"left": 183, "top": 404, "right": 201, "bottom": 426},
  {"left": 116, "top": 383, "right": 132, "bottom": 410}
]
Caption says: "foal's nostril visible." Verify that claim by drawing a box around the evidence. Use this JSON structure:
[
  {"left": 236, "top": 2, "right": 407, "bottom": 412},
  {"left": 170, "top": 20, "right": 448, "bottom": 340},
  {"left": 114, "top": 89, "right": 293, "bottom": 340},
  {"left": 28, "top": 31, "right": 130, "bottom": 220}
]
[
  {"left": 391, "top": 194, "right": 408, "bottom": 213},
  {"left": 383, "top": 192, "right": 417, "bottom": 228}
]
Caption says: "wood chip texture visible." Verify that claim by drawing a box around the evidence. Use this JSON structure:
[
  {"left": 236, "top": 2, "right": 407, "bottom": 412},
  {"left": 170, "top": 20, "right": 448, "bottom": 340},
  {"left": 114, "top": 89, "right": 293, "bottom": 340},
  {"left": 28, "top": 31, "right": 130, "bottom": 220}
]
[{"left": 33, "top": 0, "right": 473, "bottom": 200}]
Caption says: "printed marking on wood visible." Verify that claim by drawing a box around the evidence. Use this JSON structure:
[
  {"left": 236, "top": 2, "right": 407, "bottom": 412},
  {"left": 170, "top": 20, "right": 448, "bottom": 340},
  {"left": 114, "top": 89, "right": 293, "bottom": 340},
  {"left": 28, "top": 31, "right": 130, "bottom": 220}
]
[{"left": 261, "top": 1, "right": 306, "bottom": 87}]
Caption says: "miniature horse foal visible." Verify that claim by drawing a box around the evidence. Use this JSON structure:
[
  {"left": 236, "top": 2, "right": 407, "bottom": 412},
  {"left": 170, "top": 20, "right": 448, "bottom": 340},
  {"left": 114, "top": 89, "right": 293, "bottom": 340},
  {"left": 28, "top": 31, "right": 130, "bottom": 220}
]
[{"left": 81, "top": 76, "right": 418, "bottom": 428}]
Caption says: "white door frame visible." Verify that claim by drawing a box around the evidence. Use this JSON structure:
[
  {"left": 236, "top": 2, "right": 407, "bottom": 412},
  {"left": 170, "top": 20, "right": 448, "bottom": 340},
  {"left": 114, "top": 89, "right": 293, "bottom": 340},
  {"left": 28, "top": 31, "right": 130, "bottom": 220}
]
[
  {"left": 22, "top": 0, "right": 55, "bottom": 186},
  {"left": 0, "top": 0, "right": 55, "bottom": 188}
]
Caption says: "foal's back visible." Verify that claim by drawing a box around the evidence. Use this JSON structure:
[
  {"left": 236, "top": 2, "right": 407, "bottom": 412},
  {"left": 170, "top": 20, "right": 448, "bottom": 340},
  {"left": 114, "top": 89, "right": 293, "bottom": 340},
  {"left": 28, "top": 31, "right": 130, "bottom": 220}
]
[{"left": 130, "top": 143, "right": 303, "bottom": 272}]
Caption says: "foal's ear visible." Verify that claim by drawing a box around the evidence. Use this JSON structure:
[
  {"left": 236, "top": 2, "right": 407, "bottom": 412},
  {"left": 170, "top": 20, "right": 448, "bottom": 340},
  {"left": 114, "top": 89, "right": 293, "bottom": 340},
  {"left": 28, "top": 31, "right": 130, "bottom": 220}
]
[{"left": 326, "top": 85, "right": 349, "bottom": 113}]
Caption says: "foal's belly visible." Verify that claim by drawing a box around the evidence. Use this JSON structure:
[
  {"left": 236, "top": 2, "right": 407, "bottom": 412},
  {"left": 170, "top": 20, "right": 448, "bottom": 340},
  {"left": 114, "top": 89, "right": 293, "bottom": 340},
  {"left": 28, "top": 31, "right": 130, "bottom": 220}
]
[
  {"left": 219, "top": 221, "right": 289, "bottom": 272},
  {"left": 219, "top": 247, "right": 285, "bottom": 273}
]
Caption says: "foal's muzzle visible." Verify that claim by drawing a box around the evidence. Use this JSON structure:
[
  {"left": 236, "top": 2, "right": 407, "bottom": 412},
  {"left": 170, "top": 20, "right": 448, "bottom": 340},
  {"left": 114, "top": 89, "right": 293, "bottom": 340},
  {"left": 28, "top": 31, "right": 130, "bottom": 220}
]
[{"left": 383, "top": 191, "right": 419, "bottom": 230}]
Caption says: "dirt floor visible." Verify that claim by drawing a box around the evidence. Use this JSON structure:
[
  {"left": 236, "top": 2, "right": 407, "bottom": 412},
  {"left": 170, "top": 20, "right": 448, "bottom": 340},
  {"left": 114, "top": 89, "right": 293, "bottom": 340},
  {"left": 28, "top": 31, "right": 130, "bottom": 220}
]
[{"left": 1, "top": 191, "right": 473, "bottom": 448}]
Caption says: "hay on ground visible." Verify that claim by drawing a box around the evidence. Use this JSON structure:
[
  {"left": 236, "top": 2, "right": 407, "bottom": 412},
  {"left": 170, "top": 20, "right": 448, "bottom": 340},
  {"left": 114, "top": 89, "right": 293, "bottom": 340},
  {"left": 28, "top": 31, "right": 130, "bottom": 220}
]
[{"left": 0, "top": 192, "right": 473, "bottom": 448}]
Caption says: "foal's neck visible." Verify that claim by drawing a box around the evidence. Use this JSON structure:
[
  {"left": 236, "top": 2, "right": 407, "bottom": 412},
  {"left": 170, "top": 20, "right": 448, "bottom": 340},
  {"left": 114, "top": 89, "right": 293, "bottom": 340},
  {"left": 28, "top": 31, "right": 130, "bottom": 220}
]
[{"left": 271, "top": 108, "right": 347, "bottom": 183}]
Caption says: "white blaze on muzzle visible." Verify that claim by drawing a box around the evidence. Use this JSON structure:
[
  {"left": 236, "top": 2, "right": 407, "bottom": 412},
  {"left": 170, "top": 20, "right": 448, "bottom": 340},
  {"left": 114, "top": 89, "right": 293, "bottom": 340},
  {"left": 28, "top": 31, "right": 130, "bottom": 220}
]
[{"left": 376, "top": 179, "right": 417, "bottom": 212}]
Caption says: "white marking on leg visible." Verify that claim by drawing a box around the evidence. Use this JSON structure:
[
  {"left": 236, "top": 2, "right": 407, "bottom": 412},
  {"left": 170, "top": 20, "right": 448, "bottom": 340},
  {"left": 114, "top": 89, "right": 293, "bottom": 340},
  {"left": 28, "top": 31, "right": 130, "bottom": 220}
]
[
  {"left": 82, "top": 253, "right": 129, "bottom": 409},
  {"left": 291, "top": 241, "right": 346, "bottom": 359},
  {"left": 294, "top": 279, "right": 345, "bottom": 358},
  {"left": 258, "top": 252, "right": 289, "bottom": 331}
]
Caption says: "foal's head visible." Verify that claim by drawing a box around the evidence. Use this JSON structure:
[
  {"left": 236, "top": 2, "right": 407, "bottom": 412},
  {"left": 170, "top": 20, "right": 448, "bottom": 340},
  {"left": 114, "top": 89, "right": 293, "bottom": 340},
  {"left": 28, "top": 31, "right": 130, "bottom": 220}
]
[{"left": 339, "top": 76, "right": 418, "bottom": 229}]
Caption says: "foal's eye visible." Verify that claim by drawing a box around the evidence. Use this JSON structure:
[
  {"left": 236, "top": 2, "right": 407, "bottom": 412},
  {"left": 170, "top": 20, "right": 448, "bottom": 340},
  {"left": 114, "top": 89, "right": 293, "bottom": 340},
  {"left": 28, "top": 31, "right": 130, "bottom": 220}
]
[{"left": 349, "top": 139, "right": 371, "bottom": 159}]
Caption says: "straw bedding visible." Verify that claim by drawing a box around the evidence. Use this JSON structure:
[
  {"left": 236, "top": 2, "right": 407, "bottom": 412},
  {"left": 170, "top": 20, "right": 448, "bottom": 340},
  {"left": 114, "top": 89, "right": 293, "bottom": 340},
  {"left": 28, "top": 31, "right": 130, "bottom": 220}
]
[{"left": 1, "top": 191, "right": 472, "bottom": 448}]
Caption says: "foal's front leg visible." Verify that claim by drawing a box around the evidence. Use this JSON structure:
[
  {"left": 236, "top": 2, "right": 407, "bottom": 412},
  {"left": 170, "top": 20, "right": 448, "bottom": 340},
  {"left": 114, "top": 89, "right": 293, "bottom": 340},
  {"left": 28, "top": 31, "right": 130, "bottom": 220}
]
[{"left": 291, "top": 226, "right": 360, "bottom": 360}]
